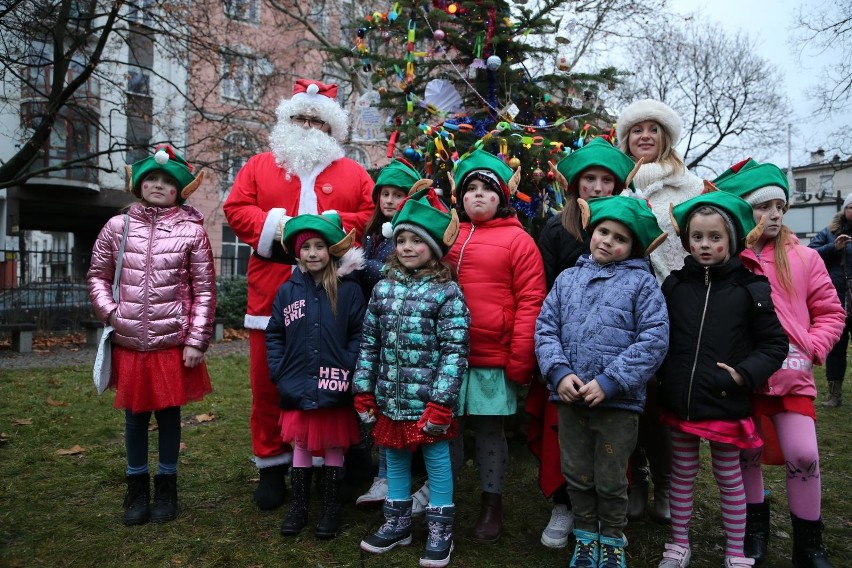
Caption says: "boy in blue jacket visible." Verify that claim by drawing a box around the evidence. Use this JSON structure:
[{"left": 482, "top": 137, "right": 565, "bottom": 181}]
[{"left": 535, "top": 195, "right": 670, "bottom": 568}]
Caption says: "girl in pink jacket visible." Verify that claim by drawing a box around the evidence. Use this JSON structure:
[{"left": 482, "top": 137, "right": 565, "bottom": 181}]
[
  {"left": 714, "top": 159, "right": 843, "bottom": 568},
  {"left": 88, "top": 146, "right": 216, "bottom": 527}
]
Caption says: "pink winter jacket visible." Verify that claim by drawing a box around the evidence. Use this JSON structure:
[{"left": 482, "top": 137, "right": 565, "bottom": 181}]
[
  {"left": 88, "top": 203, "right": 216, "bottom": 352},
  {"left": 740, "top": 237, "right": 844, "bottom": 398}
]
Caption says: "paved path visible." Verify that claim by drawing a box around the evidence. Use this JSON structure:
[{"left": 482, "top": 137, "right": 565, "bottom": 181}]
[{"left": 0, "top": 338, "right": 249, "bottom": 370}]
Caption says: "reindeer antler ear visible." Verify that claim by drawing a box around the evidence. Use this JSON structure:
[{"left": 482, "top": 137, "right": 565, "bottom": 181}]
[
  {"left": 578, "top": 198, "right": 591, "bottom": 229},
  {"left": 125, "top": 165, "right": 134, "bottom": 193},
  {"left": 645, "top": 232, "right": 668, "bottom": 256},
  {"left": 443, "top": 209, "right": 460, "bottom": 247},
  {"left": 624, "top": 157, "right": 645, "bottom": 188},
  {"left": 409, "top": 178, "right": 433, "bottom": 195},
  {"left": 180, "top": 170, "right": 205, "bottom": 201},
  {"left": 508, "top": 167, "right": 522, "bottom": 194},
  {"left": 329, "top": 228, "right": 356, "bottom": 257},
  {"left": 746, "top": 216, "right": 766, "bottom": 250},
  {"left": 669, "top": 202, "right": 680, "bottom": 237},
  {"left": 447, "top": 172, "right": 457, "bottom": 206},
  {"left": 550, "top": 161, "right": 569, "bottom": 193},
  {"left": 702, "top": 179, "right": 717, "bottom": 194}
]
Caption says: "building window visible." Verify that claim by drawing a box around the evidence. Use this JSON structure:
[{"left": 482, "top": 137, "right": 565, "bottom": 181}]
[
  {"left": 224, "top": 0, "right": 259, "bottom": 22},
  {"left": 222, "top": 52, "right": 268, "bottom": 104},
  {"left": 126, "top": 24, "right": 154, "bottom": 164},
  {"left": 21, "top": 102, "right": 99, "bottom": 183},
  {"left": 795, "top": 177, "right": 807, "bottom": 194},
  {"left": 221, "top": 226, "right": 251, "bottom": 277}
]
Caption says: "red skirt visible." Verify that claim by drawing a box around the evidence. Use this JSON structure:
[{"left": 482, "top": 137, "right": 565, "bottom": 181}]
[
  {"left": 111, "top": 345, "right": 212, "bottom": 413},
  {"left": 660, "top": 409, "right": 763, "bottom": 449},
  {"left": 751, "top": 394, "right": 816, "bottom": 466},
  {"left": 525, "top": 380, "right": 565, "bottom": 498},
  {"left": 278, "top": 407, "right": 361, "bottom": 452},
  {"left": 372, "top": 414, "right": 458, "bottom": 451}
]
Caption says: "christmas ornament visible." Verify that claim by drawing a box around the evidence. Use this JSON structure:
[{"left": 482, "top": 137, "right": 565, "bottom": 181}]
[
  {"left": 433, "top": 29, "right": 445, "bottom": 41},
  {"left": 486, "top": 55, "right": 502, "bottom": 70},
  {"left": 508, "top": 157, "right": 521, "bottom": 169},
  {"left": 424, "top": 79, "right": 463, "bottom": 115}
]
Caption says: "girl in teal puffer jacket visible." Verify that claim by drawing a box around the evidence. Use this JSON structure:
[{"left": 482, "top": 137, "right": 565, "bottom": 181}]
[{"left": 354, "top": 187, "right": 470, "bottom": 568}]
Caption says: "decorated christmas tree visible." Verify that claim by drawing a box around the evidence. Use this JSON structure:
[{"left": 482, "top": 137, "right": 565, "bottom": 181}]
[{"left": 339, "top": 0, "right": 625, "bottom": 233}]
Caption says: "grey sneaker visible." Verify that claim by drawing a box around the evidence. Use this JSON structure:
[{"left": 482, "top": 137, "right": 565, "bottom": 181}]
[
  {"left": 411, "top": 481, "right": 430, "bottom": 517},
  {"left": 541, "top": 504, "right": 573, "bottom": 548},
  {"left": 658, "top": 543, "right": 691, "bottom": 568}
]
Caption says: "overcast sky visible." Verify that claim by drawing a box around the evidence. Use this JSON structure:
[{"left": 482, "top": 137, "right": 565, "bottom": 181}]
[{"left": 668, "top": 0, "right": 851, "bottom": 169}]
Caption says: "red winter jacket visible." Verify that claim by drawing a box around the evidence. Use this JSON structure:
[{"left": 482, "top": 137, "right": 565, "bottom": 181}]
[
  {"left": 445, "top": 216, "right": 546, "bottom": 384},
  {"left": 223, "top": 152, "right": 374, "bottom": 330},
  {"left": 88, "top": 203, "right": 216, "bottom": 352}
]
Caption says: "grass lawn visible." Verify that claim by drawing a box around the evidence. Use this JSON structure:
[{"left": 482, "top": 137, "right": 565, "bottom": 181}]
[{"left": 1, "top": 354, "right": 850, "bottom": 567}]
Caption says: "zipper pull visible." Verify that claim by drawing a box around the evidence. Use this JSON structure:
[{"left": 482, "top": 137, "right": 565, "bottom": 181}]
[{"left": 704, "top": 266, "right": 709, "bottom": 286}]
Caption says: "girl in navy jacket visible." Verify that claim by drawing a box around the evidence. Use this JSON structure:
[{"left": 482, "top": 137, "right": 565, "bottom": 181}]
[{"left": 265, "top": 212, "right": 366, "bottom": 540}]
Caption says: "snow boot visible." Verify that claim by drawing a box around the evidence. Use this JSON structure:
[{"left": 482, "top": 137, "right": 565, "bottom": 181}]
[
  {"left": 360, "top": 498, "right": 414, "bottom": 553},
  {"left": 420, "top": 504, "right": 455, "bottom": 568},
  {"left": 279, "top": 466, "right": 311, "bottom": 536},
  {"left": 254, "top": 463, "right": 288, "bottom": 510}
]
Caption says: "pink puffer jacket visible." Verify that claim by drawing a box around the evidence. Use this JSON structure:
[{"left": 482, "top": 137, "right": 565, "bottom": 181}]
[{"left": 88, "top": 203, "right": 216, "bottom": 352}]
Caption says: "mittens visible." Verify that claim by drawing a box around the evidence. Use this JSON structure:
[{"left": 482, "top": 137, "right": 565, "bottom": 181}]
[
  {"left": 416, "top": 402, "right": 453, "bottom": 436},
  {"left": 354, "top": 393, "right": 379, "bottom": 424}
]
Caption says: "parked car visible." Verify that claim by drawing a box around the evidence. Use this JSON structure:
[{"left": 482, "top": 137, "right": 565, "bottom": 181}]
[{"left": 0, "top": 282, "right": 94, "bottom": 331}]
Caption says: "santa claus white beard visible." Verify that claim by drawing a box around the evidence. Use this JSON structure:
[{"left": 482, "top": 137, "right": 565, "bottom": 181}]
[{"left": 269, "top": 120, "right": 345, "bottom": 178}]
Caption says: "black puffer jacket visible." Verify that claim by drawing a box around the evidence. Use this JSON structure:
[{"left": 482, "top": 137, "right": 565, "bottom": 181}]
[
  {"left": 808, "top": 211, "right": 852, "bottom": 304},
  {"left": 657, "top": 256, "right": 788, "bottom": 421},
  {"left": 537, "top": 213, "right": 590, "bottom": 290}
]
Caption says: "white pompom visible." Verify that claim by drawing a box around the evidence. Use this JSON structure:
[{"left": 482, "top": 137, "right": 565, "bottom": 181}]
[
  {"left": 381, "top": 222, "right": 394, "bottom": 239},
  {"left": 321, "top": 209, "right": 338, "bottom": 215},
  {"left": 154, "top": 149, "right": 169, "bottom": 165},
  {"left": 306, "top": 83, "right": 320, "bottom": 95}
]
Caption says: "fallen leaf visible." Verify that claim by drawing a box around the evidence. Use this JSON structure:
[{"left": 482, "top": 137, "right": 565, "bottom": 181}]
[
  {"left": 46, "top": 396, "right": 67, "bottom": 407},
  {"left": 194, "top": 413, "right": 216, "bottom": 423},
  {"left": 0, "top": 432, "right": 10, "bottom": 443},
  {"left": 13, "top": 418, "right": 33, "bottom": 426},
  {"left": 56, "top": 445, "right": 85, "bottom": 455},
  {"left": 179, "top": 442, "right": 187, "bottom": 452}
]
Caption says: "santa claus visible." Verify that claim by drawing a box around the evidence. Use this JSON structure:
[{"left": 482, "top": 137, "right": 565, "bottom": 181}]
[{"left": 224, "top": 79, "right": 374, "bottom": 510}]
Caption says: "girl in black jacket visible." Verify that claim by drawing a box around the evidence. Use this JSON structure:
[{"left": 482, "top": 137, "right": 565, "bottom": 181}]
[{"left": 655, "top": 191, "right": 787, "bottom": 568}]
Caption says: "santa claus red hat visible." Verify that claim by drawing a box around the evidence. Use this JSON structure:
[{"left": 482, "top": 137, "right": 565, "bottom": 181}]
[{"left": 276, "top": 79, "right": 349, "bottom": 142}]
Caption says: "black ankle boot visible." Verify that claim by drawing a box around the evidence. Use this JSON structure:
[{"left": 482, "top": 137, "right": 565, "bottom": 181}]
[
  {"left": 791, "top": 514, "right": 833, "bottom": 568},
  {"left": 123, "top": 473, "right": 151, "bottom": 526},
  {"left": 151, "top": 473, "right": 178, "bottom": 523},
  {"left": 254, "top": 464, "right": 288, "bottom": 510},
  {"left": 315, "top": 466, "right": 344, "bottom": 539},
  {"left": 280, "top": 467, "right": 312, "bottom": 536},
  {"left": 744, "top": 501, "right": 770, "bottom": 564}
]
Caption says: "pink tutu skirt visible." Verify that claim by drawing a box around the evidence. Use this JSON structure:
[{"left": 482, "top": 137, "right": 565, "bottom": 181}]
[
  {"left": 661, "top": 409, "right": 763, "bottom": 449},
  {"left": 278, "top": 407, "right": 361, "bottom": 452},
  {"left": 111, "top": 345, "right": 212, "bottom": 413}
]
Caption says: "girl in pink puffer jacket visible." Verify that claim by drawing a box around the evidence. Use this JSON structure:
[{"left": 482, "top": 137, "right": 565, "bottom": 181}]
[{"left": 88, "top": 145, "right": 215, "bottom": 527}]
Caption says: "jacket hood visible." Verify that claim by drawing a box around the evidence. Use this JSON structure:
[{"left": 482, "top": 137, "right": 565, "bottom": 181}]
[
  {"left": 577, "top": 254, "right": 652, "bottom": 273},
  {"left": 828, "top": 211, "right": 851, "bottom": 235}
]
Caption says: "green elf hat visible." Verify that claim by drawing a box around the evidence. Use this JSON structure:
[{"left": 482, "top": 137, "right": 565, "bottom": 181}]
[
  {"left": 553, "top": 137, "right": 638, "bottom": 193},
  {"left": 387, "top": 185, "right": 460, "bottom": 259},
  {"left": 448, "top": 148, "right": 520, "bottom": 205},
  {"left": 578, "top": 195, "right": 667, "bottom": 257},
  {"left": 373, "top": 158, "right": 421, "bottom": 203},
  {"left": 281, "top": 211, "right": 356, "bottom": 258},
  {"left": 713, "top": 158, "right": 789, "bottom": 206},
  {"left": 670, "top": 188, "right": 761, "bottom": 255},
  {"left": 125, "top": 144, "right": 205, "bottom": 203}
]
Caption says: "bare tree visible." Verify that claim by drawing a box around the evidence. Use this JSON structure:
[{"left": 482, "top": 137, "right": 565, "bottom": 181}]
[
  {"left": 795, "top": 0, "right": 852, "bottom": 115},
  {"left": 0, "top": 0, "right": 294, "bottom": 190},
  {"left": 615, "top": 18, "right": 790, "bottom": 176}
]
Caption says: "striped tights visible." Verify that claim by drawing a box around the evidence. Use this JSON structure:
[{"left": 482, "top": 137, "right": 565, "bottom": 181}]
[{"left": 669, "top": 430, "right": 747, "bottom": 557}]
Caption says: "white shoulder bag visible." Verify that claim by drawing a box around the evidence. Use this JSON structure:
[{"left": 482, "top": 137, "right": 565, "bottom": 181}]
[{"left": 93, "top": 214, "right": 129, "bottom": 394}]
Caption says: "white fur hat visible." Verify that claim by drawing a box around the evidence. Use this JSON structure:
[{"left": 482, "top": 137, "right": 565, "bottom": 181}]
[
  {"left": 843, "top": 193, "right": 852, "bottom": 210},
  {"left": 616, "top": 99, "right": 682, "bottom": 145},
  {"left": 275, "top": 79, "right": 349, "bottom": 143}
]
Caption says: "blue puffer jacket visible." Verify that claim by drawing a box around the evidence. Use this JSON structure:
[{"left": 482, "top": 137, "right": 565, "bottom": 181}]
[
  {"left": 354, "top": 267, "right": 470, "bottom": 420},
  {"left": 535, "top": 255, "right": 670, "bottom": 413},
  {"left": 266, "top": 266, "right": 366, "bottom": 411}
]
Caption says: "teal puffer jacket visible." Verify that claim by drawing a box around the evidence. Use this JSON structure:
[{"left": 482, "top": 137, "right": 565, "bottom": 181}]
[{"left": 354, "top": 268, "right": 470, "bottom": 420}]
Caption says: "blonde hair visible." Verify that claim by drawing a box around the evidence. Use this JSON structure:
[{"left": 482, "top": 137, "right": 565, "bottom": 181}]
[
  {"left": 617, "top": 121, "right": 686, "bottom": 176},
  {"left": 768, "top": 225, "right": 797, "bottom": 296}
]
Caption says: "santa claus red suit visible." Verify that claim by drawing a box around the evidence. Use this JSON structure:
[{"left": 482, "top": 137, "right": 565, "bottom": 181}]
[{"left": 223, "top": 79, "right": 374, "bottom": 510}]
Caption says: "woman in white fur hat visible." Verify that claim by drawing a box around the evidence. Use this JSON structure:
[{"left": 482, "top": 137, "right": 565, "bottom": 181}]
[{"left": 616, "top": 99, "right": 704, "bottom": 526}]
